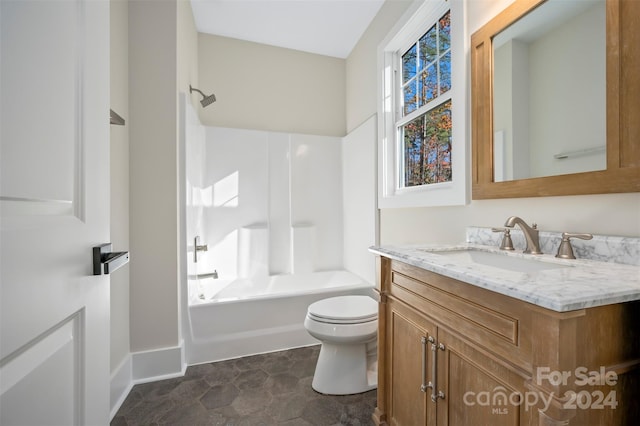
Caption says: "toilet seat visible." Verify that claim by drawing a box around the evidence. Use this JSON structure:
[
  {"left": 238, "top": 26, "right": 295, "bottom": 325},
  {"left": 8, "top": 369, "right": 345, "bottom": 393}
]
[{"left": 307, "top": 295, "right": 377, "bottom": 324}]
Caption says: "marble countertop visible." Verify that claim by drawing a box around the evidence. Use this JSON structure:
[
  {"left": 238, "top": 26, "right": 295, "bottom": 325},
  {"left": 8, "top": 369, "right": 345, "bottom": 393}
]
[{"left": 369, "top": 243, "right": 640, "bottom": 312}]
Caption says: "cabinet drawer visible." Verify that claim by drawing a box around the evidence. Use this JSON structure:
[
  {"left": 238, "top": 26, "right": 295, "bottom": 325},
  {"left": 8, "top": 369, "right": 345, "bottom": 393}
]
[
  {"left": 391, "top": 271, "right": 518, "bottom": 344},
  {"left": 388, "top": 260, "right": 532, "bottom": 371}
]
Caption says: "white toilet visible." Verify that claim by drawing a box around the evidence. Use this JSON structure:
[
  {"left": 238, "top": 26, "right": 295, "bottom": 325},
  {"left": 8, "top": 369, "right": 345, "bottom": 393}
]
[{"left": 304, "top": 295, "right": 378, "bottom": 395}]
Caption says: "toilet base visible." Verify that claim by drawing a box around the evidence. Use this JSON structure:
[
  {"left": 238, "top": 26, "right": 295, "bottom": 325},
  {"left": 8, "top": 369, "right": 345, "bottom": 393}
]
[{"left": 311, "top": 341, "right": 378, "bottom": 395}]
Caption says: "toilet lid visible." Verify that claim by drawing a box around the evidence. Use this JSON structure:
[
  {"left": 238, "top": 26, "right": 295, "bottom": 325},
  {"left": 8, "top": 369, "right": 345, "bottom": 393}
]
[{"left": 307, "top": 295, "right": 378, "bottom": 324}]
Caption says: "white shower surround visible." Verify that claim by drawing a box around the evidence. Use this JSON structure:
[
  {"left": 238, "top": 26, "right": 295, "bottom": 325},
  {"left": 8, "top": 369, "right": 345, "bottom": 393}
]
[
  {"left": 181, "top": 97, "right": 377, "bottom": 364},
  {"left": 196, "top": 126, "right": 345, "bottom": 278}
]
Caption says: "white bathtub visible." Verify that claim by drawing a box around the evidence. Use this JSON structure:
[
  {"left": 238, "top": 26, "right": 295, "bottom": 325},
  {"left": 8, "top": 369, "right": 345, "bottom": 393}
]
[{"left": 185, "top": 270, "right": 375, "bottom": 365}]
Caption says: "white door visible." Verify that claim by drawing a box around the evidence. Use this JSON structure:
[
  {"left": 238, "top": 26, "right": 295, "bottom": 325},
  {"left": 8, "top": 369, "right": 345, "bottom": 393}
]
[{"left": 1, "top": 1, "right": 110, "bottom": 425}]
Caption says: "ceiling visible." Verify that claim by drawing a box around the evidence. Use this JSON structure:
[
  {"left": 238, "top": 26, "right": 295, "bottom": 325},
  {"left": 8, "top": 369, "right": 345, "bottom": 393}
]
[{"left": 190, "top": 0, "right": 385, "bottom": 59}]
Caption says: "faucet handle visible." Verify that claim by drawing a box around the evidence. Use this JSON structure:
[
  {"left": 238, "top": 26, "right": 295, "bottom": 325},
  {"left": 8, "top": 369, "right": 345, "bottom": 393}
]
[
  {"left": 491, "top": 227, "right": 515, "bottom": 251},
  {"left": 555, "top": 232, "right": 593, "bottom": 259}
]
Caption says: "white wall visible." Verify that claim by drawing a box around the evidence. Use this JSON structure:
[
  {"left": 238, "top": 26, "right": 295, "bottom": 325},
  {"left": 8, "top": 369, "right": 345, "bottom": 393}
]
[
  {"left": 179, "top": 0, "right": 200, "bottom": 108},
  {"left": 346, "top": 0, "right": 413, "bottom": 133},
  {"left": 198, "top": 34, "right": 346, "bottom": 137},
  {"left": 346, "top": 0, "right": 640, "bottom": 246},
  {"left": 110, "top": 0, "right": 130, "bottom": 375},
  {"left": 129, "top": 0, "right": 180, "bottom": 352},
  {"left": 177, "top": 0, "right": 201, "bottom": 354},
  {"left": 110, "top": 2, "right": 135, "bottom": 415}
]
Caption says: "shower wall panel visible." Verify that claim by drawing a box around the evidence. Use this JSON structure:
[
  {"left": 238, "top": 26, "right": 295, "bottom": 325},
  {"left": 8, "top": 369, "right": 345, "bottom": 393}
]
[
  {"left": 202, "top": 127, "right": 269, "bottom": 278},
  {"left": 342, "top": 116, "right": 377, "bottom": 285},
  {"left": 185, "top": 100, "right": 206, "bottom": 278},
  {"left": 201, "top": 127, "right": 343, "bottom": 278},
  {"left": 267, "top": 132, "right": 292, "bottom": 276},
  {"left": 290, "top": 134, "right": 343, "bottom": 272}
]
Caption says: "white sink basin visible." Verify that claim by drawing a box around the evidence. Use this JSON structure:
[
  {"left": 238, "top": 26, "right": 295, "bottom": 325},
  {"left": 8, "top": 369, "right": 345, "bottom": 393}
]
[{"left": 421, "top": 248, "right": 569, "bottom": 273}]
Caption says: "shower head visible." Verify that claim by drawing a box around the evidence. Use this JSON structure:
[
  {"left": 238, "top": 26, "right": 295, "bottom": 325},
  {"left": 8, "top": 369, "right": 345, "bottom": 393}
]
[{"left": 189, "top": 85, "right": 217, "bottom": 108}]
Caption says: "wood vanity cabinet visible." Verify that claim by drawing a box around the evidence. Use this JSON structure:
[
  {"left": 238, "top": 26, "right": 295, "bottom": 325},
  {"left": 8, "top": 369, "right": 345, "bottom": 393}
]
[{"left": 373, "top": 257, "right": 640, "bottom": 426}]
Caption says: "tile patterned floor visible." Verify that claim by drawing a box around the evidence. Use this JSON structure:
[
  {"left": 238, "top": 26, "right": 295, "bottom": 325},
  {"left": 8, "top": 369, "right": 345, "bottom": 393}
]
[{"left": 111, "top": 345, "right": 377, "bottom": 425}]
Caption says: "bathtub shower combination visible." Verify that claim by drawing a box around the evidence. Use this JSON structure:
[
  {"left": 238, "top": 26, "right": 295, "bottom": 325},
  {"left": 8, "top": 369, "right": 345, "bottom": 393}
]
[{"left": 181, "top": 96, "right": 377, "bottom": 365}]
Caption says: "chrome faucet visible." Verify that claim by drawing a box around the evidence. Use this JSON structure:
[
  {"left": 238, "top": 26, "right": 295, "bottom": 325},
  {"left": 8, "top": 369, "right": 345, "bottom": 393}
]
[
  {"left": 503, "top": 216, "right": 542, "bottom": 254},
  {"left": 194, "top": 236, "right": 208, "bottom": 263}
]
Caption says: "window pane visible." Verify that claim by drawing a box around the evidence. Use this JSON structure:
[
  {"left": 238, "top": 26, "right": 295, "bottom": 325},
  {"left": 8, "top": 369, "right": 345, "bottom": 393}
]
[
  {"left": 439, "top": 51, "right": 451, "bottom": 95},
  {"left": 402, "top": 115, "right": 424, "bottom": 187},
  {"left": 403, "top": 79, "right": 418, "bottom": 115},
  {"left": 402, "top": 44, "right": 417, "bottom": 84},
  {"left": 420, "top": 64, "right": 438, "bottom": 105},
  {"left": 439, "top": 11, "right": 451, "bottom": 53},
  {"left": 419, "top": 24, "right": 438, "bottom": 68},
  {"left": 401, "top": 99, "right": 452, "bottom": 187}
]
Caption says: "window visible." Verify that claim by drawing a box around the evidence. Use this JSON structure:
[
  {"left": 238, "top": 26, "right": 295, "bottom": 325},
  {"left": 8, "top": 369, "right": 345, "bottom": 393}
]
[
  {"left": 378, "top": 0, "right": 466, "bottom": 208},
  {"left": 401, "top": 11, "right": 451, "bottom": 115},
  {"left": 401, "top": 98, "right": 452, "bottom": 187},
  {"left": 400, "top": 11, "right": 452, "bottom": 188}
]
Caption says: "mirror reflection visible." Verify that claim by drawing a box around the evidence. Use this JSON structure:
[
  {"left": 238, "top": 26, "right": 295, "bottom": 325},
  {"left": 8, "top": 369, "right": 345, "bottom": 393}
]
[{"left": 492, "top": 0, "right": 605, "bottom": 182}]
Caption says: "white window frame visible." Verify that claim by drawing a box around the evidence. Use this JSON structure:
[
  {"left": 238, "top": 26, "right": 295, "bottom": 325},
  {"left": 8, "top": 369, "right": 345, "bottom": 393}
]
[{"left": 377, "top": 0, "right": 468, "bottom": 208}]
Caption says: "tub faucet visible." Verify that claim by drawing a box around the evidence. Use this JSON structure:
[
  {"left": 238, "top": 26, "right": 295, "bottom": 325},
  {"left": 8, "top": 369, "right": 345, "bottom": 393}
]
[
  {"left": 504, "top": 216, "right": 542, "bottom": 254},
  {"left": 194, "top": 236, "right": 208, "bottom": 263}
]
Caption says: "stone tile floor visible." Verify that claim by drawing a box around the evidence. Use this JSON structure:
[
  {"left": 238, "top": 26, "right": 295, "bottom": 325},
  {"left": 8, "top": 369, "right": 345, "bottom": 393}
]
[{"left": 111, "top": 345, "right": 377, "bottom": 425}]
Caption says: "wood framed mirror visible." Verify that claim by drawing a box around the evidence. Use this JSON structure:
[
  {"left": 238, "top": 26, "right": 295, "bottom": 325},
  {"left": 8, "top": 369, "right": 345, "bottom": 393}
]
[{"left": 471, "top": 0, "right": 639, "bottom": 199}]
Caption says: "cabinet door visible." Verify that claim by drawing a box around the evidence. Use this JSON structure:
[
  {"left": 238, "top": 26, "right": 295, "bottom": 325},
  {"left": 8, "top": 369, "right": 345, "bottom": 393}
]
[
  {"left": 437, "top": 329, "right": 527, "bottom": 426},
  {"left": 387, "top": 299, "right": 436, "bottom": 426}
]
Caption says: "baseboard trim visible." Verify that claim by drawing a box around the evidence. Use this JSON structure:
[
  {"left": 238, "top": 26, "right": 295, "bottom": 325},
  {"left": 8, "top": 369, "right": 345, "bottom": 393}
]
[
  {"left": 131, "top": 342, "right": 186, "bottom": 383},
  {"left": 110, "top": 342, "right": 186, "bottom": 420},
  {"left": 110, "top": 355, "right": 133, "bottom": 421}
]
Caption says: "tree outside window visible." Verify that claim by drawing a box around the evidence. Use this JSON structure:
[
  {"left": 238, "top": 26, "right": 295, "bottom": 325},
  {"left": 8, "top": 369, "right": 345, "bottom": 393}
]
[{"left": 399, "top": 11, "right": 452, "bottom": 188}]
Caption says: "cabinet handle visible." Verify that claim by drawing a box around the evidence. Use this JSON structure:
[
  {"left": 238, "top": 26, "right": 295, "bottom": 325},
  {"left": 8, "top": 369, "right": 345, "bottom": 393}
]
[
  {"left": 434, "top": 343, "right": 446, "bottom": 402},
  {"left": 430, "top": 341, "right": 438, "bottom": 402},
  {"left": 420, "top": 336, "right": 433, "bottom": 392}
]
